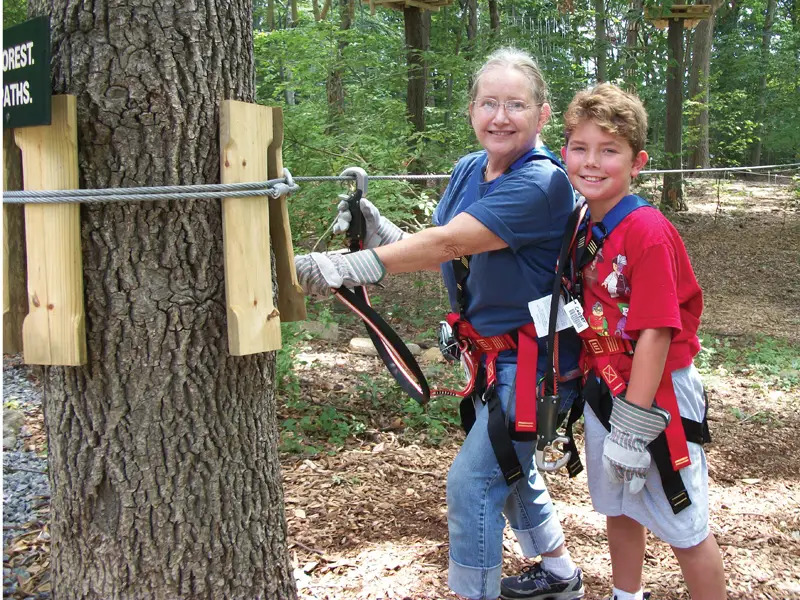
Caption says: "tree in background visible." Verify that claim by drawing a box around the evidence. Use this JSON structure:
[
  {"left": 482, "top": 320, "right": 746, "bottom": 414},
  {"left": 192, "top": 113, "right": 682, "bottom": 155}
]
[
  {"left": 26, "top": 0, "right": 296, "bottom": 597},
  {"left": 249, "top": 0, "right": 799, "bottom": 228},
  {"left": 749, "top": 0, "right": 778, "bottom": 165},
  {"left": 687, "top": 0, "right": 722, "bottom": 169}
]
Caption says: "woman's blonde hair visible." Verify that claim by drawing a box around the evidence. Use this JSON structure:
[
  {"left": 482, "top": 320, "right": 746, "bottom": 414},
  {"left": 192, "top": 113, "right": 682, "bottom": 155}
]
[{"left": 470, "top": 47, "right": 549, "bottom": 106}]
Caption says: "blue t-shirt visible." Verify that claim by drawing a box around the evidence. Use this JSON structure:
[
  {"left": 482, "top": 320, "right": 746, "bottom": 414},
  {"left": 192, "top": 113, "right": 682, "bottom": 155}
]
[{"left": 433, "top": 148, "right": 580, "bottom": 374}]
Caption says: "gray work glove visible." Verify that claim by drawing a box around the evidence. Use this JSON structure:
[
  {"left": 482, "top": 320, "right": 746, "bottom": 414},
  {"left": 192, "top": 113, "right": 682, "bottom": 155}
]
[
  {"left": 602, "top": 395, "right": 671, "bottom": 494},
  {"left": 332, "top": 197, "right": 408, "bottom": 249},
  {"left": 294, "top": 250, "right": 386, "bottom": 297}
]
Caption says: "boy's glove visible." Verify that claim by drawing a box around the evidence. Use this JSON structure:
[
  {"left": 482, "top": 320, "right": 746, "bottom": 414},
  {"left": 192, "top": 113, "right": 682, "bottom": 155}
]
[
  {"left": 294, "top": 250, "right": 386, "bottom": 297},
  {"left": 332, "top": 197, "right": 408, "bottom": 248},
  {"left": 602, "top": 395, "right": 670, "bottom": 494}
]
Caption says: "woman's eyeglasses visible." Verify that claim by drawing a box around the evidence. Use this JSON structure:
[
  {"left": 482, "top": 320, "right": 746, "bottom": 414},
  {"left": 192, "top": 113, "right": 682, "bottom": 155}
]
[{"left": 473, "top": 98, "right": 532, "bottom": 115}]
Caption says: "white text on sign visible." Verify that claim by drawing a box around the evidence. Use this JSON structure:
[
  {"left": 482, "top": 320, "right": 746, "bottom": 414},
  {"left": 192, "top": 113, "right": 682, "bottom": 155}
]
[{"left": 3, "top": 42, "right": 35, "bottom": 71}]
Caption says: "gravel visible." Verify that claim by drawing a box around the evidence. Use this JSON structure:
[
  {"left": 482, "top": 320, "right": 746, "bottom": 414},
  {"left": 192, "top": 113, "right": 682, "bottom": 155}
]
[{"left": 3, "top": 356, "right": 51, "bottom": 599}]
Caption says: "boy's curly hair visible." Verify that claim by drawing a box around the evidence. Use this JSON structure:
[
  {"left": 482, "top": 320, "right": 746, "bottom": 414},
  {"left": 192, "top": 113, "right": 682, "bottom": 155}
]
[{"left": 563, "top": 83, "right": 648, "bottom": 154}]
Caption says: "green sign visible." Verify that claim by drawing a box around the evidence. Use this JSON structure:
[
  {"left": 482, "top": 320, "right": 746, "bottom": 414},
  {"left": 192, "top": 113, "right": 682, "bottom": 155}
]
[{"left": 3, "top": 16, "right": 51, "bottom": 128}]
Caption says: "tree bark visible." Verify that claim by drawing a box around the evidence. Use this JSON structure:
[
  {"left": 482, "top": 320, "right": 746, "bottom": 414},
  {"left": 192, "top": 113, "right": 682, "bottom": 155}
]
[
  {"left": 3, "top": 129, "right": 26, "bottom": 354},
  {"left": 749, "top": 0, "right": 778, "bottom": 165},
  {"left": 662, "top": 18, "right": 685, "bottom": 211},
  {"left": 624, "top": 0, "right": 643, "bottom": 89},
  {"left": 489, "top": 0, "right": 501, "bottom": 34},
  {"left": 28, "top": 1, "right": 296, "bottom": 598},
  {"left": 405, "top": 6, "right": 429, "bottom": 137},
  {"left": 466, "top": 0, "right": 478, "bottom": 55},
  {"left": 687, "top": 2, "right": 718, "bottom": 169},
  {"left": 594, "top": 0, "right": 608, "bottom": 81},
  {"left": 327, "top": 0, "right": 352, "bottom": 129}
]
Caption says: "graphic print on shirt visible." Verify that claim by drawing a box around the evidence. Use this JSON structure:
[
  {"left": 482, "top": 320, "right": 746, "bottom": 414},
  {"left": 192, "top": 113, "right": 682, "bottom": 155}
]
[
  {"left": 615, "top": 303, "right": 632, "bottom": 339},
  {"left": 589, "top": 301, "right": 609, "bottom": 336},
  {"left": 601, "top": 254, "right": 631, "bottom": 298},
  {"left": 584, "top": 247, "right": 604, "bottom": 286}
]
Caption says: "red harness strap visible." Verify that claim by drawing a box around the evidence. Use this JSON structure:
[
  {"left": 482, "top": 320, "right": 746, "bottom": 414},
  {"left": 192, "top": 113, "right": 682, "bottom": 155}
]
[
  {"left": 436, "top": 313, "right": 539, "bottom": 433},
  {"left": 582, "top": 336, "right": 691, "bottom": 472}
]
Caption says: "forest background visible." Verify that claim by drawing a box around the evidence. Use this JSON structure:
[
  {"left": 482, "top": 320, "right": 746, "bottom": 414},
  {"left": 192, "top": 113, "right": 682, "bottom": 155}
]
[{"left": 4, "top": 0, "right": 799, "bottom": 232}]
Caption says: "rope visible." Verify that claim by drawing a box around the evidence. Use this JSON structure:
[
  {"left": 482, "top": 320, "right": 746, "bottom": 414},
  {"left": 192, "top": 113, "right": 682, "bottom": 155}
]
[
  {"left": 3, "top": 170, "right": 299, "bottom": 204},
  {"left": 4, "top": 163, "right": 797, "bottom": 205},
  {"left": 639, "top": 162, "right": 800, "bottom": 175}
]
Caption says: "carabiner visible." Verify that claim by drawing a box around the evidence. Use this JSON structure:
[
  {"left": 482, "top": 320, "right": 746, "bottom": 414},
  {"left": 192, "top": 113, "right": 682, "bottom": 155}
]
[
  {"left": 339, "top": 167, "right": 368, "bottom": 251},
  {"left": 535, "top": 435, "right": 572, "bottom": 472},
  {"left": 340, "top": 166, "right": 368, "bottom": 198}
]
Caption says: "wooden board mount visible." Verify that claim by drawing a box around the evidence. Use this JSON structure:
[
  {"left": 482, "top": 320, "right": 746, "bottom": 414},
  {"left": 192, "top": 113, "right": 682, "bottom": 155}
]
[
  {"left": 645, "top": 4, "right": 712, "bottom": 29},
  {"left": 364, "top": 0, "right": 453, "bottom": 12}
]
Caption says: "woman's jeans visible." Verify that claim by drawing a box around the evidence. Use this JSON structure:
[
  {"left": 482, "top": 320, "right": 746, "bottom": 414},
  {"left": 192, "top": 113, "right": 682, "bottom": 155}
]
[{"left": 446, "top": 360, "right": 577, "bottom": 600}]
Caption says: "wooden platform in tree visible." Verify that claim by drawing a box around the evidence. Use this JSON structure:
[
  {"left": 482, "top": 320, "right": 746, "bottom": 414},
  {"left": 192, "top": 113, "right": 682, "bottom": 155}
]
[
  {"left": 365, "top": 0, "right": 453, "bottom": 12},
  {"left": 645, "top": 4, "right": 712, "bottom": 28}
]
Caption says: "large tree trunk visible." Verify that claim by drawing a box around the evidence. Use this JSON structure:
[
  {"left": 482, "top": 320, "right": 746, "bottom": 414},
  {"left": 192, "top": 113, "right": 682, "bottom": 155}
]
[
  {"left": 28, "top": 1, "right": 296, "bottom": 598},
  {"left": 749, "top": 0, "right": 778, "bottom": 165},
  {"left": 405, "top": 7, "right": 430, "bottom": 139},
  {"left": 687, "top": 3, "right": 717, "bottom": 169},
  {"left": 594, "top": 0, "right": 608, "bottom": 81},
  {"left": 661, "top": 18, "right": 686, "bottom": 211},
  {"left": 489, "top": 0, "right": 501, "bottom": 34}
]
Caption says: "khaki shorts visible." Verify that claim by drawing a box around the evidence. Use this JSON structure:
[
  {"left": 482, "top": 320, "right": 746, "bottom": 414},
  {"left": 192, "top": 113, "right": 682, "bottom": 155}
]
[{"left": 584, "top": 364, "right": 711, "bottom": 549}]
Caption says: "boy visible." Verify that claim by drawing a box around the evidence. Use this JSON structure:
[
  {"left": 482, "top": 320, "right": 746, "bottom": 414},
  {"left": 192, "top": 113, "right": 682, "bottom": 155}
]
[{"left": 560, "top": 84, "right": 726, "bottom": 599}]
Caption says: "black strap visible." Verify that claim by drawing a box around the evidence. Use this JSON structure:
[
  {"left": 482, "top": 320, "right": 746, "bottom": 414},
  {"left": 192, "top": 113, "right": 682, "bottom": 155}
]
[
  {"left": 562, "top": 393, "right": 585, "bottom": 478},
  {"left": 486, "top": 391, "right": 541, "bottom": 484},
  {"left": 544, "top": 201, "right": 588, "bottom": 396},
  {"left": 338, "top": 189, "right": 432, "bottom": 404},
  {"left": 452, "top": 255, "right": 471, "bottom": 315},
  {"left": 335, "top": 286, "right": 430, "bottom": 404}
]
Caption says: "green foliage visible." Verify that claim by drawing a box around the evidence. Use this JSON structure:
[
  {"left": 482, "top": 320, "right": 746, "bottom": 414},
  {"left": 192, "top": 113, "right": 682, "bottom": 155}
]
[
  {"left": 697, "top": 334, "right": 800, "bottom": 390},
  {"left": 276, "top": 322, "right": 308, "bottom": 404},
  {"left": 706, "top": 91, "right": 761, "bottom": 166},
  {"left": 401, "top": 394, "right": 462, "bottom": 445},
  {"left": 3, "top": 0, "right": 27, "bottom": 28}
]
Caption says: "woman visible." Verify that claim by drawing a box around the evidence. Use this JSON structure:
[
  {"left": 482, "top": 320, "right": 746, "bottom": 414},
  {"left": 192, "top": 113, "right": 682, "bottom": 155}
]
[{"left": 295, "top": 48, "right": 584, "bottom": 600}]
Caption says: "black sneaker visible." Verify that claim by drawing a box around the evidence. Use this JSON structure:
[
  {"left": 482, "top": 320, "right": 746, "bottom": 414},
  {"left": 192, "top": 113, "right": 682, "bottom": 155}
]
[{"left": 500, "top": 563, "right": 585, "bottom": 600}]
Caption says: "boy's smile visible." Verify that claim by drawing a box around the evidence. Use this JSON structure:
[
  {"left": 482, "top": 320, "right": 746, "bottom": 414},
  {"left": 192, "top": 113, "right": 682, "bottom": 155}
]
[{"left": 561, "top": 121, "right": 648, "bottom": 218}]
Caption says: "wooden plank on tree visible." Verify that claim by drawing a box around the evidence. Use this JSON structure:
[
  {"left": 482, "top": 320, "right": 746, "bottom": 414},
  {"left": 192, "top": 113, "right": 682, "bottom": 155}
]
[
  {"left": 220, "top": 100, "right": 282, "bottom": 355},
  {"left": 366, "top": 0, "right": 450, "bottom": 10},
  {"left": 14, "top": 95, "right": 86, "bottom": 366},
  {"left": 267, "top": 107, "right": 307, "bottom": 323},
  {"left": 645, "top": 4, "right": 711, "bottom": 28}
]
